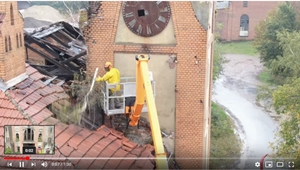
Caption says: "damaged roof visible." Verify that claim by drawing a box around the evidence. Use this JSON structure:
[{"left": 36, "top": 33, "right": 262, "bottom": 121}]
[
  {"left": 24, "top": 21, "right": 87, "bottom": 80},
  {"left": 0, "top": 64, "right": 155, "bottom": 169}
]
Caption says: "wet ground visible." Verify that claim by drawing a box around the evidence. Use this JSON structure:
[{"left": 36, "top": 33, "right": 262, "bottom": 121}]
[{"left": 212, "top": 54, "right": 279, "bottom": 169}]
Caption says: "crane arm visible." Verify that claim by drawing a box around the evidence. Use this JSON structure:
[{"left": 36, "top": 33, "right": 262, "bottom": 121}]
[{"left": 129, "top": 54, "right": 168, "bottom": 169}]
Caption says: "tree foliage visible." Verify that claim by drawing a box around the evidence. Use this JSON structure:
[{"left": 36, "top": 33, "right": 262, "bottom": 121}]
[
  {"left": 270, "top": 31, "right": 300, "bottom": 81},
  {"left": 213, "top": 22, "right": 225, "bottom": 81},
  {"left": 270, "top": 78, "right": 300, "bottom": 168},
  {"left": 254, "top": 2, "right": 298, "bottom": 68}
]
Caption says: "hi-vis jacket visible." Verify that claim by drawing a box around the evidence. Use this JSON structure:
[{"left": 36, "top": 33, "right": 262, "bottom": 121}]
[{"left": 96, "top": 68, "right": 120, "bottom": 92}]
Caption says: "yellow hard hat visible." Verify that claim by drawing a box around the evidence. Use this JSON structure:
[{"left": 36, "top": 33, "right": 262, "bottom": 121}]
[{"left": 105, "top": 62, "right": 112, "bottom": 67}]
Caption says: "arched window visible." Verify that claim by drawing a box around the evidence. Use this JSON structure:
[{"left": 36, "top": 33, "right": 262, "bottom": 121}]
[
  {"left": 16, "top": 33, "right": 19, "bottom": 48},
  {"left": 10, "top": 3, "right": 14, "bottom": 25},
  {"left": 239, "top": 14, "right": 249, "bottom": 37},
  {"left": 8, "top": 36, "right": 12, "bottom": 51},
  {"left": 5, "top": 37, "right": 8, "bottom": 52},
  {"left": 19, "top": 33, "right": 22, "bottom": 47},
  {"left": 16, "top": 133, "right": 19, "bottom": 142},
  {"left": 24, "top": 128, "right": 34, "bottom": 141}
]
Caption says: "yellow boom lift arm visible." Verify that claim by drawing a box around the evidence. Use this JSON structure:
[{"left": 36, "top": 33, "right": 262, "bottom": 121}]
[{"left": 128, "top": 54, "right": 169, "bottom": 169}]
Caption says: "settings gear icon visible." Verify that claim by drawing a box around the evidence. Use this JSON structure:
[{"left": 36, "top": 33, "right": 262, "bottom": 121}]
[{"left": 255, "top": 162, "right": 260, "bottom": 167}]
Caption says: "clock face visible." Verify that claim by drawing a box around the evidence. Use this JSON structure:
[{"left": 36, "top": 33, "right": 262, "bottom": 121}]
[{"left": 122, "top": 1, "right": 171, "bottom": 37}]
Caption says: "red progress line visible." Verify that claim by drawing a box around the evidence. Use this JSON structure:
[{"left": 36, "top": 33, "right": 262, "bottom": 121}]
[{"left": 4, "top": 156, "right": 30, "bottom": 161}]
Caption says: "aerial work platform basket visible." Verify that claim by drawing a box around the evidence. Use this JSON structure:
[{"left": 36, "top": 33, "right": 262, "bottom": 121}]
[{"left": 99, "top": 76, "right": 156, "bottom": 116}]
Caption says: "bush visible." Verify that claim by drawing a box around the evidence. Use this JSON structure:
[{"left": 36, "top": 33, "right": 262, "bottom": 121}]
[{"left": 210, "top": 102, "right": 242, "bottom": 169}]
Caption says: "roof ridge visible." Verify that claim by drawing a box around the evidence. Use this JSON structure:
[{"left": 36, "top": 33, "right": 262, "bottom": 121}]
[{"left": 4, "top": 91, "right": 37, "bottom": 125}]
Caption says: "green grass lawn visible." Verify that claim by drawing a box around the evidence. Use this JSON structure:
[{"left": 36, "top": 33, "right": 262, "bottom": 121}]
[{"left": 219, "top": 41, "right": 258, "bottom": 56}]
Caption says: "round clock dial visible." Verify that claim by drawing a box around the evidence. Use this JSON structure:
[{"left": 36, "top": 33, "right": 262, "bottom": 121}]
[{"left": 122, "top": 1, "right": 171, "bottom": 37}]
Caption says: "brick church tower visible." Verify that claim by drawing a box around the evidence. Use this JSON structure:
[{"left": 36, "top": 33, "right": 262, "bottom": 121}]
[
  {"left": 0, "top": 2, "right": 26, "bottom": 84},
  {"left": 84, "top": 1, "right": 215, "bottom": 168}
]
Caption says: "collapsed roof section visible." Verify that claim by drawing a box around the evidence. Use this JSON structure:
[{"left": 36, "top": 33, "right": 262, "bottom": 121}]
[{"left": 24, "top": 21, "right": 87, "bottom": 81}]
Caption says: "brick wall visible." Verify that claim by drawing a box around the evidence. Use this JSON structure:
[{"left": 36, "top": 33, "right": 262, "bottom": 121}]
[
  {"left": 84, "top": 2, "right": 210, "bottom": 168},
  {"left": 0, "top": 2, "right": 26, "bottom": 81},
  {"left": 216, "top": 1, "right": 279, "bottom": 41}
]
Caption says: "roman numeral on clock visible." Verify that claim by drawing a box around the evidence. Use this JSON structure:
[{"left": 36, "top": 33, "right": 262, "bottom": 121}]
[
  {"left": 128, "top": 19, "right": 136, "bottom": 28},
  {"left": 158, "top": 16, "right": 166, "bottom": 23},
  {"left": 125, "top": 12, "right": 134, "bottom": 18},
  {"left": 146, "top": 26, "right": 152, "bottom": 35},
  {"left": 137, "top": 24, "right": 142, "bottom": 34}
]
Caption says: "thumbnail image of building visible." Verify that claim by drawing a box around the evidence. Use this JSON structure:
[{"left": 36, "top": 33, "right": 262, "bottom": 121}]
[
  {"left": 4, "top": 126, "right": 55, "bottom": 154},
  {"left": 216, "top": 1, "right": 279, "bottom": 41}
]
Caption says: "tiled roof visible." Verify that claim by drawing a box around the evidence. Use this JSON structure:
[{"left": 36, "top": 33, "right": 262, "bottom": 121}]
[{"left": 0, "top": 64, "right": 155, "bottom": 169}]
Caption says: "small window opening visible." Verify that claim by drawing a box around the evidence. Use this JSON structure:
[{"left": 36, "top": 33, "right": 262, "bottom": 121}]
[
  {"left": 10, "top": 3, "right": 14, "bottom": 25},
  {"left": 138, "top": 9, "right": 145, "bottom": 17},
  {"left": 5, "top": 37, "right": 8, "bottom": 52},
  {"left": 19, "top": 33, "right": 22, "bottom": 47},
  {"left": 8, "top": 36, "right": 12, "bottom": 51},
  {"left": 16, "top": 34, "right": 19, "bottom": 48}
]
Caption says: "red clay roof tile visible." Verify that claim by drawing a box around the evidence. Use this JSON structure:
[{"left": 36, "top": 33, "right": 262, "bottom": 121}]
[
  {"left": 88, "top": 159, "right": 107, "bottom": 169},
  {"left": 84, "top": 146, "right": 100, "bottom": 157},
  {"left": 118, "top": 153, "right": 137, "bottom": 169},
  {"left": 77, "top": 159, "right": 95, "bottom": 169},
  {"left": 130, "top": 146, "right": 145, "bottom": 156},
  {"left": 26, "top": 66, "right": 38, "bottom": 75},
  {"left": 67, "top": 129, "right": 93, "bottom": 149},
  {"left": 0, "top": 92, "right": 5, "bottom": 98},
  {"left": 0, "top": 117, "right": 5, "bottom": 126},
  {"left": 105, "top": 159, "right": 123, "bottom": 169},
  {"left": 76, "top": 141, "right": 93, "bottom": 155},
  {"left": 18, "top": 100, "right": 29, "bottom": 110},
  {"left": 25, "top": 105, "right": 41, "bottom": 117},
  {"left": 113, "top": 147, "right": 129, "bottom": 157},
  {"left": 56, "top": 125, "right": 82, "bottom": 148},
  {"left": 59, "top": 144, "right": 74, "bottom": 157},
  {"left": 32, "top": 108, "right": 53, "bottom": 124},
  {"left": 33, "top": 80, "right": 46, "bottom": 89},
  {"left": 40, "top": 117, "right": 60, "bottom": 125},
  {"left": 68, "top": 150, "right": 83, "bottom": 165},
  {"left": 16, "top": 77, "right": 34, "bottom": 89},
  {"left": 0, "top": 127, "right": 3, "bottom": 136},
  {"left": 30, "top": 72, "right": 46, "bottom": 81},
  {"left": 6, "top": 103, "right": 16, "bottom": 110},
  {"left": 55, "top": 122, "right": 69, "bottom": 137},
  {"left": 0, "top": 108, "right": 6, "bottom": 117},
  {"left": 9, "top": 110, "right": 19, "bottom": 118}
]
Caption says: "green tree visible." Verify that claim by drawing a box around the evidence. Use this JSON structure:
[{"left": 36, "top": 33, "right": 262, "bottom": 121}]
[
  {"left": 270, "top": 31, "right": 300, "bottom": 82},
  {"left": 270, "top": 78, "right": 300, "bottom": 168},
  {"left": 213, "top": 22, "right": 225, "bottom": 81},
  {"left": 5, "top": 147, "right": 12, "bottom": 154},
  {"left": 254, "top": 2, "right": 298, "bottom": 68}
]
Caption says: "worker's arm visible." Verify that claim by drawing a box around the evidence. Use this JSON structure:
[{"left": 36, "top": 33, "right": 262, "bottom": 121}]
[{"left": 96, "top": 72, "right": 112, "bottom": 82}]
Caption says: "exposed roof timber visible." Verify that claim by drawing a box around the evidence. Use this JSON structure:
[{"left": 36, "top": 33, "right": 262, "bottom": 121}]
[
  {"left": 25, "top": 42, "right": 74, "bottom": 73},
  {"left": 48, "top": 34, "right": 70, "bottom": 48},
  {"left": 32, "top": 25, "right": 64, "bottom": 39}
]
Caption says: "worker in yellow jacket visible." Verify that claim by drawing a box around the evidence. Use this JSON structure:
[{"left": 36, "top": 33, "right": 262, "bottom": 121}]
[{"left": 96, "top": 62, "right": 121, "bottom": 109}]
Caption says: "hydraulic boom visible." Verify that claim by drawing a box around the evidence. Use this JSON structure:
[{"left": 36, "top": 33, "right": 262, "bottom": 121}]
[{"left": 129, "top": 54, "right": 169, "bottom": 169}]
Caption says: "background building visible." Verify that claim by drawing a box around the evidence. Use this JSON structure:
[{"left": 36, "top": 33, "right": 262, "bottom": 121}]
[{"left": 216, "top": 1, "right": 279, "bottom": 41}]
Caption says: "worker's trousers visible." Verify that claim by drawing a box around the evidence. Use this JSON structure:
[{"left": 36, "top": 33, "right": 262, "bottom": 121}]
[{"left": 109, "top": 90, "right": 121, "bottom": 109}]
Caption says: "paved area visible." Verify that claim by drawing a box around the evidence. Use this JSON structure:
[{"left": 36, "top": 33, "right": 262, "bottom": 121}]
[{"left": 212, "top": 54, "right": 279, "bottom": 169}]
